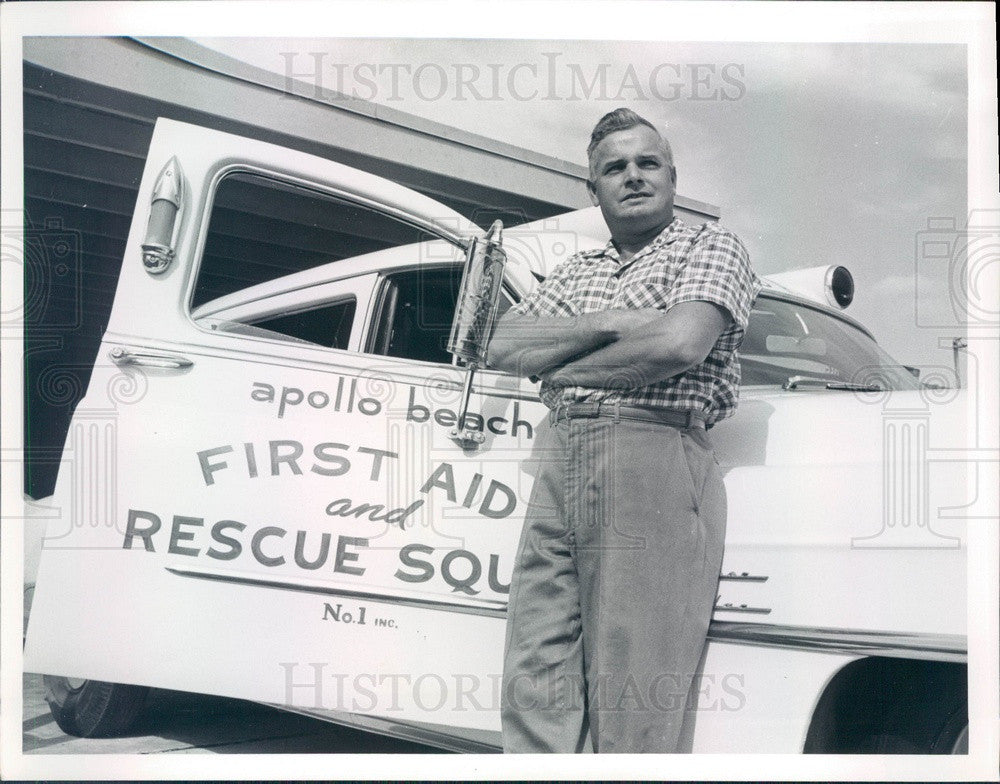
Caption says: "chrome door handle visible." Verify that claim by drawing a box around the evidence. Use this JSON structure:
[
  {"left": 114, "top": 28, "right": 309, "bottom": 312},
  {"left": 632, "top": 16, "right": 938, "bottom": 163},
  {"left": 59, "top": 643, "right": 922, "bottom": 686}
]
[{"left": 109, "top": 347, "right": 193, "bottom": 369}]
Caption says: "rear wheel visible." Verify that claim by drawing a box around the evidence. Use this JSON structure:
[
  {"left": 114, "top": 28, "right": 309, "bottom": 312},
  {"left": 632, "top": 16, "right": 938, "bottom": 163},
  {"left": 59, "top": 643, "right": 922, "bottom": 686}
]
[
  {"left": 948, "top": 723, "right": 969, "bottom": 754},
  {"left": 804, "top": 657, "right": 967, "bottom": 754},
  {"left": 43, "top": 675, "right": 149, "bottom": 737}
]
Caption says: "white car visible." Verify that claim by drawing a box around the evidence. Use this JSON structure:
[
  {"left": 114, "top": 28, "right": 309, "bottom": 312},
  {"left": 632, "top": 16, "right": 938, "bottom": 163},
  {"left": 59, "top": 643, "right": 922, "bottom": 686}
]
[{"left": 23, "top": 118, "right": 969, "bottom": 754}]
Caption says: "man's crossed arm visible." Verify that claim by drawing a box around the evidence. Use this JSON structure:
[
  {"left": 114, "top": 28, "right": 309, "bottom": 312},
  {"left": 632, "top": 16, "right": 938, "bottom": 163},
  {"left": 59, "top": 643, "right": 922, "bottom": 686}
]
[{"left": 487, "top": 301, "right": 730, "bottom": 389}]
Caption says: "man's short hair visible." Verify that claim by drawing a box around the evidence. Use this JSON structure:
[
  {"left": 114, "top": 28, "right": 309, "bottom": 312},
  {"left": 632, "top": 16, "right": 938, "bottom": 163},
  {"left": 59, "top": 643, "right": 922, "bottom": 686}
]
[{"left": 586, "top": 108, "right": 673, "bottom": 169}]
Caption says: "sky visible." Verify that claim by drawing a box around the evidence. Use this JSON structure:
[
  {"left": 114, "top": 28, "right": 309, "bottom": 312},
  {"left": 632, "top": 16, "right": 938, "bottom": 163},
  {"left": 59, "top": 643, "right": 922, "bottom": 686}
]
[{"left": 196, "top": 37, "right": 969, "bottom": 374}]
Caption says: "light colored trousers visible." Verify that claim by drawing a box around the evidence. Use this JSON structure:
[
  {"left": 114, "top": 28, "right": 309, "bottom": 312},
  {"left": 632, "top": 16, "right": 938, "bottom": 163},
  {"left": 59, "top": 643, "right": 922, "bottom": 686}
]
[{"left": 501, "top": 413, "right": 726, "bottom": 753}]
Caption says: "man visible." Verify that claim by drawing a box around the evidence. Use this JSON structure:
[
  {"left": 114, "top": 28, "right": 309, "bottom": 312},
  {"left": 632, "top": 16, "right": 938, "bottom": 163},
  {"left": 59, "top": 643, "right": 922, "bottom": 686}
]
[{"left": 488, "top": 108, "right": 761, "bottom": 753}]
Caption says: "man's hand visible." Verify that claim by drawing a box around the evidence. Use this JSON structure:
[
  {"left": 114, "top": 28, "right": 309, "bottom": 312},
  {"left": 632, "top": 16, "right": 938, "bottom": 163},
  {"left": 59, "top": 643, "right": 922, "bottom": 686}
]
[
  {"left": 487, "top": 308, "right": 663, "bottom": 379},
  {"left": 541, "top": 301, "right": 730, "bottom": 389}
]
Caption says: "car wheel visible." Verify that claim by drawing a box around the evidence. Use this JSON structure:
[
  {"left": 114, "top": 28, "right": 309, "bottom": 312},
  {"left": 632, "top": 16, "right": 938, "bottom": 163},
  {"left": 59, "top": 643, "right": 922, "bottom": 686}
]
[
  {"left": 856, "top": 700, "right": 968, "bottom": 754},
  {"left": 946, "top": 723, "right": 969, "bottom": 754},
  {"left": 43, "top": 675, "right": 149, "bottom": 738},
  {"left": 933, "top": 709, "right": 969, "bottom": 754},
  {"left": 804, "top": 658, "right": 967, "bottom": 754}
]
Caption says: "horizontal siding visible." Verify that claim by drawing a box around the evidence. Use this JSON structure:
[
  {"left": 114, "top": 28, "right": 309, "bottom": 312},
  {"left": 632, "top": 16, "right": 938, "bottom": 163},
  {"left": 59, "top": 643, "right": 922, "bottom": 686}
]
[
  {"left": 24, "top": 88, "right": 156, "bottom": 155},
  {"left": 25, "top": 169, "right": 141, "bottom": 219}
]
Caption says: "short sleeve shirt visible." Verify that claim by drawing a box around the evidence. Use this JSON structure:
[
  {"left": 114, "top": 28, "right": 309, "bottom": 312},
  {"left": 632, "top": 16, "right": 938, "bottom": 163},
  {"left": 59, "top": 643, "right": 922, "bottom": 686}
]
[{"left": 510, "top": 218, "right": 762, "bottom": 425}]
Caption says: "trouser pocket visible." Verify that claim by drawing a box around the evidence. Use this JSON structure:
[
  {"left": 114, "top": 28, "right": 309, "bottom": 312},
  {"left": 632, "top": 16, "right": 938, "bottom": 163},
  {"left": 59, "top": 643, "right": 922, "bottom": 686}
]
[{"left": 676, "top": 428, "right": 710, "bottom": 513}]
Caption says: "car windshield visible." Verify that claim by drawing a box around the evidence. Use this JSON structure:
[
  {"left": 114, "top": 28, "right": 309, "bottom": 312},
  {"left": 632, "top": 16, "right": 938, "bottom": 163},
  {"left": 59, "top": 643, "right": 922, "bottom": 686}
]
[{"left": 740, "top": 295, "right": 922, "bottom": 390}]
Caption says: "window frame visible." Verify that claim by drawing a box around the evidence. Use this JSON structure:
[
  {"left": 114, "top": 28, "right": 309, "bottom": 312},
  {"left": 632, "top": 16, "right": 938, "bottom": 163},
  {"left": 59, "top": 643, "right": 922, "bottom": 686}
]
[
  {"left": 245, "top": 294, "right": 360, "bottom": 352},
  {"left": 363, "top": 262, "right": 519, "bottom": 371},
  {"left": 192, "top": 275, "right": 378, "bottom": 355},
  {"left": 183, "top": 164, "right": 472, "bottom": 357}
]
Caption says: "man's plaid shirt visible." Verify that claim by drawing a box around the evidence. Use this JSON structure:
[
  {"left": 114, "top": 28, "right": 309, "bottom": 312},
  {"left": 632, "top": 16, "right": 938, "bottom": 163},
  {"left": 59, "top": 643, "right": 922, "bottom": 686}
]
[{"left": 510, "top": 217, "right": 762, "bottom": 425}]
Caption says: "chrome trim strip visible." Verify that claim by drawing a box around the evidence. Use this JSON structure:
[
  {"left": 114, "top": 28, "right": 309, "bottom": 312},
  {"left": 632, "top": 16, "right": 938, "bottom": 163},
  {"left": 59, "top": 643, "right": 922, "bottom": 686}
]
[
  {"left": 714, "top": 603, "right": 772, "bottom": 614},
  {"left": 274, "top": 704, "right": 501, "bottom": 754},
  {"left": 164, "top": 566, "right": 508, "bottom": 618},
  {"left": 167, "top": 568, "right": 966, "bottom": 662},
  {"left": 707, "top": 621, "right": 967, "bottom": 663},
  {"left": 718, "top": 572, "right": 768, "bottom": 582}
]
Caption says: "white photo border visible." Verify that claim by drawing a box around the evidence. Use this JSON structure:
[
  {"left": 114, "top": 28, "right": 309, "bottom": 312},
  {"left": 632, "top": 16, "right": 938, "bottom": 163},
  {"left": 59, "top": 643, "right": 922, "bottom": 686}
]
[{"left": 1, "top": 1, "right": 997, "bottom": 780}]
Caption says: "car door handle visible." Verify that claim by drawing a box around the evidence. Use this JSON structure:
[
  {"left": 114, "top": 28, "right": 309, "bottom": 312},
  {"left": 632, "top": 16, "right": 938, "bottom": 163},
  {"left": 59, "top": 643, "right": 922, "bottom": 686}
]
[{"left": 109, "top": 347, "right": 194, "bottom": 369}]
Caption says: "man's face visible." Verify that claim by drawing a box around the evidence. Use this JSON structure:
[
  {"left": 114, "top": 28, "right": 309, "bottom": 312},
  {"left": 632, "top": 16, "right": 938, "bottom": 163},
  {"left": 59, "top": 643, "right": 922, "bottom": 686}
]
[{"left": 587, "top": 124, "right": 676, "bottom": 239}]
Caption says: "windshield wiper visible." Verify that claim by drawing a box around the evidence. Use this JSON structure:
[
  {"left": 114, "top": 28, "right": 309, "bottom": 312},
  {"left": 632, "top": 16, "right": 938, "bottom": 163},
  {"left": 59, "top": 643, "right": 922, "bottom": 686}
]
[{"left": 782, "top": 374, "right": 884, "bottom": 392}]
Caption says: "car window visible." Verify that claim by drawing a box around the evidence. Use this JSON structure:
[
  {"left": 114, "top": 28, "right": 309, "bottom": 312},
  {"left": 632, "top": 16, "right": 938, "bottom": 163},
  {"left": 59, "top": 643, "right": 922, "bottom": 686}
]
[
  {"left": 249, "top": 298, "right": 357, "bottom": 349},
  {"left": 370, "top": 266, "right": 514, "bottom": 366},
  {"left": 190, "top": 170, "right": 433, "bottom": 351},
  {"left": 741, "top": 295, "right": 921, "bottom": 390}
]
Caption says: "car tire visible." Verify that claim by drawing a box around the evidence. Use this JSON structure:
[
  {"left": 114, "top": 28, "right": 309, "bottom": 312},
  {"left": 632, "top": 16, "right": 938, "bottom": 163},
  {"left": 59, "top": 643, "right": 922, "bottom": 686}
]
[
  {"left": 934, "top": 711, "right": 969, "bottom": 754},
  {"left": 947, "top": 723, "right": 969, "bottom": 754},
  {"left": 43, "top": 675, "right": 149, "bottom": 738},
  {"left": 853, "top": 698, "right": 968, "bottom": 754},
  {"left": 862, "top": 716, "right": 968, "bottom": 754},
  {"left": 805, "top": 658, "right": 967, "bottom": 754}
]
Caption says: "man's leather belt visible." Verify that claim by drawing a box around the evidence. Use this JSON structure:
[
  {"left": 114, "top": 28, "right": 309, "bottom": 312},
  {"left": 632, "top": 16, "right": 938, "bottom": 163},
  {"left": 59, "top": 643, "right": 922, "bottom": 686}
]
[{"left": 549, "top": 402, "right": 705, "bottom": 429}]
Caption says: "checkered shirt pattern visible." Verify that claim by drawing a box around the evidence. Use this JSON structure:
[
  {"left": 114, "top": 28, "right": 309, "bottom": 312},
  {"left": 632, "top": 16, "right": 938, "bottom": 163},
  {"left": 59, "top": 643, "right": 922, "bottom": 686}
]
[{"left": 510, "top": 218, "right": 762, "bottom": 425}]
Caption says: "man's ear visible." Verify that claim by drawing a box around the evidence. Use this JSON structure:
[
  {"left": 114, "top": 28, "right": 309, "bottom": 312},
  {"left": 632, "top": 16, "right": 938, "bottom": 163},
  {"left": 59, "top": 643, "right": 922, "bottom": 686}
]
[
  {"left": 586, "top": 180, "right": 600, "bottom": 206},
  {"left": 670, "top": 165, "right": 677, "bottom": 186}
]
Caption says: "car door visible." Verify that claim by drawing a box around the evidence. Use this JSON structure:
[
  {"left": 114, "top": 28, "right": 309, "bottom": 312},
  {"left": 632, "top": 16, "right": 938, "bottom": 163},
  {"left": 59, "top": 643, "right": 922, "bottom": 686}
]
[{"left": 24, "top": 118, "right": 544, "bottom": 734}]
